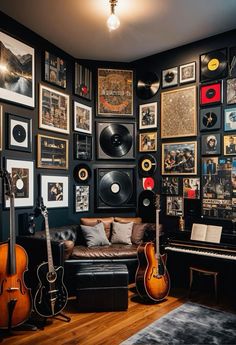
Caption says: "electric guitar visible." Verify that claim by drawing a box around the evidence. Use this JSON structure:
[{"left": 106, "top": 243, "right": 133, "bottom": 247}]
[
  {"left": 135, "top": 194, "right": 170, "bottom": 302},
  {"left": 34, "top": 198, "right": 68, "bottom": 318}
]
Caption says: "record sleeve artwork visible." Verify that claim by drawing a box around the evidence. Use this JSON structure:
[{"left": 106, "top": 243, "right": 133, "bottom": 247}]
[
  {"left": 97, "top": 69, "right": 133, "bottom": 116},
  {"left": 161, "top": 86, "right": 197, "bottom": 138}
]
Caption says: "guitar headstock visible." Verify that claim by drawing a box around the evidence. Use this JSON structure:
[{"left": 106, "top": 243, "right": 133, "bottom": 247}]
[
  {"left": 155, "top": 194, "right": 161, "bottom": 210},
  {"left": 38, "top": 197, "right": 48, "bottom": 218},
  {"left": 0, "top": 169, "right": 15, "bottom": 199}
]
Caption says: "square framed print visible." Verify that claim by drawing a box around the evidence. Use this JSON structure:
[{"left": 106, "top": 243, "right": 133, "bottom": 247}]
[
  {"left": 162, "top": 67, "right": 178, "bottom": 88},
  {"left": 7, "top": 113, "right": 32, "bottom": 152},
  {"left": 74, "top": 101, "right": 92, "bottom": 134},
  {"left": 139, "top": 132, "right": 157, "bottom": 152},
  {"left": 161, "top": 86, "right": 197, "bottom": 138},
  {"left": 224, "top": 135, "right": 236, "bottom": 155},
  {"left": 74, "top": 133, "right": 92, "bottom": 160},
  {"left": 200, "top": 106, "right": 221, "bottom": 131},
  {"left": 161, "top": 177, "right": 179, "bottom": 195},
  {"left": 5, "top": 159, "right": 34, "bottom": 208},
  {"left": 183, "top": 178, "right": 200, "bottom": 199},
  {"left": 41, "top": 175, "right": 68, "bottom": 208},
  {"left": 97, "top": 68, "right": 133, "bottom": 116},
  {"left": 229, "top": 47, "right": 236, "bottom": 78},
  {"left": 162, "top": 141, "right": 197, "bottom": 175},
  {"left": 139, "top": 102, "right": 157, "bottom": 130},
  {"left": 37, "top": 134, "right": 68, "bottom": 169},
  {"left": 166, "top": 196, "right": 184, "bottom": 216},
  {"left": 201, "top": 133, "right": 221, "bottom": 156},
  {"left": 0, "top": 31, "right": 35, "bottom": 108},
  {"left": 227, "top": 78, "right": 236, "bottom": 105},
  {"left": 0, "top": 105, "right": 2, "bottom": 151},
  {"left": 224, "top": 107, "right": 236, "bottom": 131},
  {"left": 179, "top": 62, "right": 196, "bottom": 84},
  {"left": 75, "top": 63, "right": 92, "bottom": 100},
  {"left": 199, "top": 81, "right": 222, "bottom": 106},
  {"left": 44, "top": 51, "right": 66, "bottom": 88},
  {"left": 75, "top": 185, "right": 89, "bottom": 212},
  {"left": 39, "top": 84, "right": 70, "bottom": 134}
]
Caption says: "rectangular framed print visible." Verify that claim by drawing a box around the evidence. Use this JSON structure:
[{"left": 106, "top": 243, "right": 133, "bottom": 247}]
[
  {"left": 7, "top": 113, "right": 32, "bottom": 152},
  {"left": 44, "top": 51, "right": 66, "bottom": 88},
  {"left": 224, "top": 107, "right": 236, "bottom": 131},
  {"left": 161, "top": 177, "right": 179, "bottom": 195},
  {"left": 75, "top": 185, "right": 89, "bottom": 212},
  {"left": 37, "top": 134, "right": 68, "bottom": 169},
  {"left": 75, "top": 63, "right": 92, "bottom": 100},
  {"left": 74, "top": 101, "right": 92, "bottom": 134},
  {"left": 5, "top": 159, "right": 34, "bottom": 208},
  {"left": 166, "top": 196, "right": 184, "bottom": 216},
  {"left": 41, "top": 175, "right": 68, "bottom": 208},
  {"left": 201, "top": 133, "right": 221, "bottom": 155},
  {"left": 74, "top": 133, "right": 92, "bottom": 160},
  {"left": 39, "top": 84, "right": 70, "bottom": 134},
  {"left": 224, "top": 135, "right": 236, "bottom": 155},
  {"left": 179, "top": 61, "right": 196, "bottom": 84},
  {"left": 139, "top": 102, "right": 157, "bottom": 129},
  {"left": 0, "top": 31, "right": 35, "bottom": 108},
  {"left": 183, "top": 178, "right": 200, "bottom": 199},
  {"left": 97, "top": 68, "right": 133, "bottom": 116},
  {"left": 200, "top": 81, "right": 222, "bottom": 106},
  {"left": 162, "top": 67, "right": 178, "bottom": 88},
  {"left": 139, "top": 132, "right": 157, "bottom": 152},
  {"left": 227, "top": 78, "right": 236, "bottom": 105}
]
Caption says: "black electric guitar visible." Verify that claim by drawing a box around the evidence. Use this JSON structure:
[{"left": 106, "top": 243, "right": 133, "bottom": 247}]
[{"left": 34, "top": 198, "right": 68, "bottom": 318}]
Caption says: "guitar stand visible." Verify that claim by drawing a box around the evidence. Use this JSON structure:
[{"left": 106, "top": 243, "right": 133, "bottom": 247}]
[{"left": 53, "top": 312, "right": 71, "bottom": 322}]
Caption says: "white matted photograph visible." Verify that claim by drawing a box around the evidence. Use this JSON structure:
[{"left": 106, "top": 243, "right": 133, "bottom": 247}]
[
  {"left": 139, "top": 102, "right": 157, "bottom": 129},
  {"left": 179, "top": 62, "right": 196, "bottom": 84},
  {"left": 74, "top": 101, "right": 92, "bottom": 134},
  {"left": 75, "top": 185, "right": 89, "bottom": 212},
  {"left": 166, "top": 196, "right": 184, "bottom": 216},
  {"left": 41, "top": 175, "right": 68, "bottom": 208}
]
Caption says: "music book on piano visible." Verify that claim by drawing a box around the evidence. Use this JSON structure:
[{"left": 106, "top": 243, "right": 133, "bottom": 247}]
[{"left": 191, "top": 223, "right": 222, "bottom": 243}]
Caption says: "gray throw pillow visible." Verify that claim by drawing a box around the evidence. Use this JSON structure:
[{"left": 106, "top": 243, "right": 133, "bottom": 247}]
[
  {"left": 111, "top": 222, "right": 133, "bottom": 245},
  {"left": 81, "top": 222, "right": 110, "bottom": 247}
]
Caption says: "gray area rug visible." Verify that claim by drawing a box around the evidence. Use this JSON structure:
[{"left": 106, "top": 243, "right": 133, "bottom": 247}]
[{"left": 121, "top": 302, "right": 236, "bottom": 345}]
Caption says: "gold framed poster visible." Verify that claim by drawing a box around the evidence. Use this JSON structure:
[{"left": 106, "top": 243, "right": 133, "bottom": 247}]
[{"left": 161, "top": 85, "right": 197, "bottom": 139}]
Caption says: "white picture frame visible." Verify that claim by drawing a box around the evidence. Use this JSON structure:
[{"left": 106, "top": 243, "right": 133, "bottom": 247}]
[
  {"left": 74, "top": 101, "right": 92, "bottom": 134},
  {"left": 179, "top": 61, "right": 196, "bottom": 84},
  {"left": 41, "top": 175, "right": 68, "bottom": 208},
  {"left": 75, "top": 185, "right": 89, "bottom": 212},
  {"left": 139, "top": 102, "right": 157, "bottom": 130}
]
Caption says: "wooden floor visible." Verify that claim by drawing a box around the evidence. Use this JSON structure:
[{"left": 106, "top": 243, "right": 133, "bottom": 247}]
[{"left": 0, "top": 286, "right": 232, "bottom": 345}]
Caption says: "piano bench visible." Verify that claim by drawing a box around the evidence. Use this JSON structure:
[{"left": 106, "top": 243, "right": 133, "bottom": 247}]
[{"left": 188, "top": 267, "right": 219, "bottom": 303}]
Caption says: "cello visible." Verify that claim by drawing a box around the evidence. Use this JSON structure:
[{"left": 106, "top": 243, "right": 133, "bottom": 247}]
[
  {"left": 135, "top": 194, "right": 170, "bottom": 302},
  {"left": 0, "top": 170, "right": 32, "bottom": 330}
]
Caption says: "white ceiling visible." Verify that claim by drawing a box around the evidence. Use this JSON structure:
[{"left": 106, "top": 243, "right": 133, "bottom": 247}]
[{"left": 1, "top": 0, "right": 236, "bottom": 62}]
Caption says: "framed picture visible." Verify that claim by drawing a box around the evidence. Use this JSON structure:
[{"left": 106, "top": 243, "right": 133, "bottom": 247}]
[
  {"left": 224, "top": 107, "right": 236, "bottom": 131},
  {"left": 166, "top": 196, "right": 184, "bottom": 216},
  {"left": 75, "top": 63, "right": 92, "bottom": 100},
  {"left": 200, "top": 106, "right": 221, "bottom": 131},
  {"left": 183, "top": 178, "right": 200, "bottom": 199},
  {"left": 75, "top": 185, "right": 89, "bottom": 212},
  {"left": 74, "top": 101, "right": 92, "bottom": 134},
  {"left": 179, "top": 62, "right": 196, "bottom": 84},
  {"left": 229, "top": 47, "right": 236, "bottom": 78},
  {"left": 201, "top": 133, "right": 221, "bottom": 155},
  {"left": 37, "top": 134, "right": 68, "bottom": 169},
  {"left": 139, "top": 132, "right": 157, "bottom": 152},
  {"left": 224, "top": 135, "right": 236, "bottom": 155},
  {"left": 5, "top": 159, "right": 34, "bottom": 208},
  {"left": 44, "top": 51, "right": 66, "bottom": 88},
  {"left": 227, "top": 78, "right": 236, "bottom": 105},
  {"left": 74, "top": 133, "right": 92, "bottom": 160},
  {"left": 0, "top": 31, "right": 35, "bottom": 108},
  {"left": 200, "top": 49, "right": 227, "bottom": 82},
  {"left": 162, "top": 141, "right": 197, "bottom": 175},
  {"left": 7, "top": 113, "right": 32, "bottom": 152},
  {"left": 41, "top": 175, "right": 68, "bottom": 208},
  {"left": 39, "top": 84, "right": 70, "bottom": 134},
  {"left": 162, "top": 67, "right": 178, "bottom": 88},
  {"left": 97, "top": 68, "right": 133, "bottom": 116},
  {"left": 0, "top": 105, "right": 2, "bottom": 151},
  {"left": 200, "top": 81, "right": 222, "bottom": 106},
  {"left": 161, "top": 177, "right": 179, "bottom": 195},
  {"left": 161, "top": 86, "right": 197, "bottom": 138},
  {"left": 139, "top": 102, "right": 157, "bottom": 129}
]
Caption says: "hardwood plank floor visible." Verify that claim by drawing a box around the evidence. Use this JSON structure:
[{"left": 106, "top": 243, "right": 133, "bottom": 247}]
[{"left": 0, "top": 285, "right": 186, "bottom": 345}]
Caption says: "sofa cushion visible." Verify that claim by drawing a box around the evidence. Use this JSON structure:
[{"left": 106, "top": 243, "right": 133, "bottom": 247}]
[
  {"left": 114, "top": 217, "right": 142, "bottom": 224},
  {"left": 131, "top": 223, "right": 148, "bottom": 245},
  {"left": 81, "top": 222, "right": 110, "bottom": 247},
  {"left": 111, "top": 222, "right": 133, "bottom": 245},
  {"left": 80, "top": 217, "right": 114, "bottom": 239},
  {"left": 71, "top": 244, "right": 138, "bottom": 260}
]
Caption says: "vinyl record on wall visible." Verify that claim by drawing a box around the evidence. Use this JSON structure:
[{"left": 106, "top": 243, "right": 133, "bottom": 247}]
[
  {"left": 138, "top": 190, "right": 156, "bottom": 216},
  {"left": 96, "top": 122, "right": 135, "bottom": 159},
  {"left": 138, "top": 154, "right": 157, "bottom": 177},
  {"left": 200, "top": 81, "right": 222, "bottom": 106},
  {"left": 73, "top": 164, "right": 91, "bottom": 183},
  {"left": 200, "top": 48, "right": 228, "bottom": 82},
  {"left": 136, "top": 72, "right": 160, "bottom": 100},
  {"left": 143, "top": 177, "right": 155, "bottom": 190},
  {"left": 96, "top": 167, "right": 136, "bottom": 210}
]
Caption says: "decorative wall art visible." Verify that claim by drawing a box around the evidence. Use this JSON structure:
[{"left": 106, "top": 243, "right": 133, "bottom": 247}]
[
  {"left": 0, "top": 31, "right": 35, "bottom": 108},
  {"left": 40, "top": 175, "right": 68, "bottom": 208},
  {"left": 97, "top": 68, "right": 133, "bottom": 116},
  {"left": 200, "top": 48, "right": 227, "bottom": 82},
  {"left": 161, "top": 86, "right": 197, "bottom": 138},
  {"left": 227, "top": 78, "right": 236, "bottom": 105},
  {"left": 44, "top": 51, "right": 66, "bottom": 88},
  {"left": 0, "top": 105, "right": 2, "bottom": 151},
  {"left": 74, "top": 101, "right": 92, "bottom": 134},
  {"left": 139, "top": 102, "right": 157, "bottom": 130},
  {"left": 199, "top": 106, "right": 221, "bottom": 131},
  {"left": 161, "top": 177, "right": 179, "bottom": 195},
  {"left": 39, "top": 84, "right": 70, "bottom": 134},
  {"left": 200, "top": 81, "right": 222, "bottom": 106},
  {"left": 224, "top": 135, "right": 236, "bottom": 155},
  {"left": 37, "top": 134, "right": 68, "bottom": 169},
  {"left": 229, "top": 47, "right": 236, "bottom": 78},
  {"left": 183, "top": 178, "right": 200, "bottom": 199},
  {"left": 139, "top": 132, "right": 157, "bottom": 152},
  {"left": 75, "top": 185, "right": 89, "bottom": 212},
  {"left": 74, "top": 133, "right": 92, "bottom": 160},
  {"left": 201, "top": 133, "right": 221, "bottom": 156},
  {"left": 75, "top": 63, "right": 92, "bottom": 100},
  {"left": 224, "top": 107, "right": 236, "bottom": 131},
  {"left": 179, "top": 61, "right": 196, "bottom": 84},
  {"left": 166, "top": 196, "right": 184, "bottom": 216},
  {"left": 7, "top": 113, "right": 32, "bottom": 152},
  {"left": 162, "top": 67, "right": 178, "bottom": 88}
]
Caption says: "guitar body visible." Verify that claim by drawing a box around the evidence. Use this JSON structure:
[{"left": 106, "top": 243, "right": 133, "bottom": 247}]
[
  {"left": 34, "top": 262, "right": 68, "bottom": 318},
  {"left": 136, "top": 242, "right": 170, "bottom": 302}
]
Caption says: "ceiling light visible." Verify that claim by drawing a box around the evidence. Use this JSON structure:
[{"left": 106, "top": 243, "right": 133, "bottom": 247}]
[{"left": 107, "top": 0, "right": 120, "bottom": 31}]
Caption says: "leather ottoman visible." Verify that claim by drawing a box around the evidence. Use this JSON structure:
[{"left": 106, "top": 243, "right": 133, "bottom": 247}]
[{"left": 75, "top": 263, "right": 128, "bottom": 312}]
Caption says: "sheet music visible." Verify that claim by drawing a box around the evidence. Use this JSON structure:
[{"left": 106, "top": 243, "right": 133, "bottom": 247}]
[
  {"left": 191, "top": 223, "right": 222, "bottom": 243},
  {"left": 205, "top": 225, "right": 222, "bottom": 243},
  {"left": 191, "top": 223, "right": 207, "bottom": 241}
]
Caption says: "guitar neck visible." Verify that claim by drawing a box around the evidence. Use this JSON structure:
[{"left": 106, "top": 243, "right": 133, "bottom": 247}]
[
  {"left": 44, "top": 213, "right": 54, "bottom": 273},
  {"left": 9, "top": 193, "right": 16, "bottom": 275},
  {"left": 156, "top": 209, "right": 160, "bottom": 258}
]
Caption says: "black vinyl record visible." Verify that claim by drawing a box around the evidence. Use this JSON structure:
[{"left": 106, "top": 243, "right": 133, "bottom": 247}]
[
  {"left": 99, "top": 123, "right": 132, "bottom": 158},
  {"left": 13, "top": 124, "right": 26, "bottom": 143},
  {"left": 99, "top": 170, "right": 132, "bottom": 206},
  {"left": 138, "top": 190, "right": 156, "bottom": 215},
  {"left": 136, "top": 72, "right": 160, "bottom": 100},
  {"left": 73, "top": 164, "right": 91, "bottom": 183},
  {"left": 200, "top": 49, "right": 227, "bottom": 81},
  {"left": 138, "top": 154, "right": 157, "bottom": 177}
]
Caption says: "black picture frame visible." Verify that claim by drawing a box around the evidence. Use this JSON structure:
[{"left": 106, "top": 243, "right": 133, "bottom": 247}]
[
  {"left": 75, "top": 62, "right": 92, "bottom": 100},
  {"left": 74, "top": 133, "right": 92, "bottom": 160},
  {"left": 37, "top": 134, "right": 68, "bottom": 169},
  {"left": 44, "top": 51, "right": 66, "bottom": 88},
  {"left": 201, "top": 133, "right": 221, "bottom": 156},
  {"left": 199, "top": 106, "right": 221, "bottom": 131},
  {"left": 161, "top": 177, "right": 179, "bottom": 195},
  {"left": 7, "top": 113, "right": 32, "bottom": 152}
]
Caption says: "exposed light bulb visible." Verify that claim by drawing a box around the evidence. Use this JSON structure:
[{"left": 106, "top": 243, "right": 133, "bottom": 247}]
[{"left": 107, "top": 13, "right": 120, "bottom": 31}]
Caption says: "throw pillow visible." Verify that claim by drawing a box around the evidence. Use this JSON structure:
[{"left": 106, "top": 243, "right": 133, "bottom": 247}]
[
  {"left": 111, "top": 222, "right": 133, "bottom": 245},
  {"left": 81, "top": 222, "right": 110, "bottom": 247},
  {"left": 131, "top": 223, "right": 148, "bottom": 245}
]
